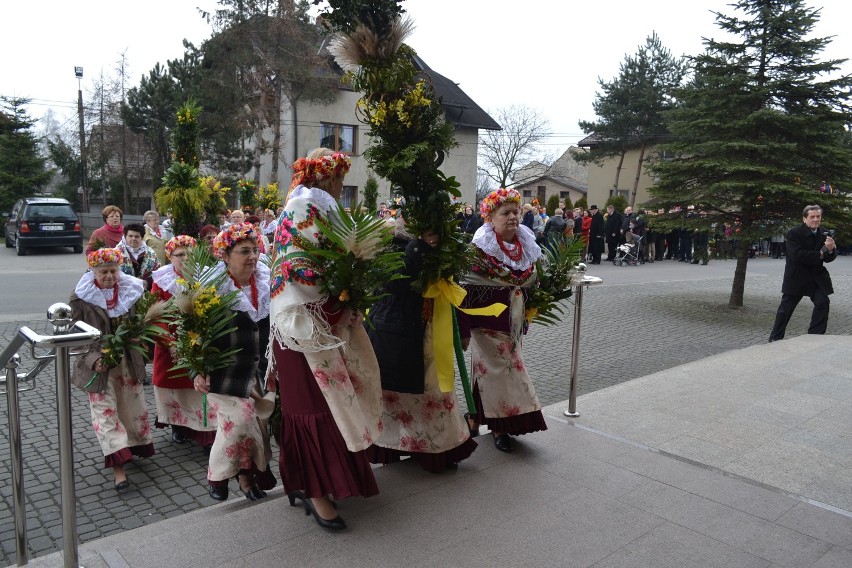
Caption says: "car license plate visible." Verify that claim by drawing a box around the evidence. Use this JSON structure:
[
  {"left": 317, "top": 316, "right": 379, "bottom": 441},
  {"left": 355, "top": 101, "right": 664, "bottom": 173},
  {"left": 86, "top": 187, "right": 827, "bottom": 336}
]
[{"left": 41, "top": 224, "right": 64, "bottom": 231}]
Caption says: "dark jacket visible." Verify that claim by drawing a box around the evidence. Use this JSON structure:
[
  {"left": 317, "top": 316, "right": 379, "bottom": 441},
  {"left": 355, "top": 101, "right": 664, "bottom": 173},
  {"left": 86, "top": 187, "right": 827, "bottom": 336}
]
[
  {"left": 782, "top": 224, "right": 836, "bottom": 297},
  {"left": 366, "top": 236, "right": 432, "bottom": 394},
  {"left": 459, "top": 213, "right": 483, "bottom": 234},
  {"left": 605, "top": 212, "right": 622, "bottom": 239},
  {"left": 589, "top": 211, "right": 605, "bottom": 253},
  {"left": 521, "top": 210, "right": 535, "bottom": 230},
  {"left": 542, "top": 216, "right": 568, "bottom": 245},
  {"left": 209, "top": 311, "right": 270, "bottom": 398}
]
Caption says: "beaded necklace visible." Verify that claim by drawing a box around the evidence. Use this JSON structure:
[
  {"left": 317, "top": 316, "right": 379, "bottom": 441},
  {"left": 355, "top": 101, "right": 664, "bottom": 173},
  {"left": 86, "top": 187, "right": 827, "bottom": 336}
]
[
  {"left": 231, "top": 273, "right": 258, "bottom": 310},
  {"left": 94, "top": 279, "right": 119, "bottom": 310},
  {"left": 497, "top": 236, "right": 524, "bottom": 262}
]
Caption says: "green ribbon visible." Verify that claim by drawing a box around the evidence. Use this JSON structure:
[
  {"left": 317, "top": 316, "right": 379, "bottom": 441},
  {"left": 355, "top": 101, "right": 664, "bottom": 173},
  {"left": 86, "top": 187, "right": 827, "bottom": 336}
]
[{"left": 452, "top": 309, "right": 475, "bottom": 414}]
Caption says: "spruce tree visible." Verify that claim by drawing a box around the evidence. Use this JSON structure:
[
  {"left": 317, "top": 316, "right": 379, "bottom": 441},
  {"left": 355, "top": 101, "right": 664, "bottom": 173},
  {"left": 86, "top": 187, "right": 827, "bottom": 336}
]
[
  {"left": 648, "top": 0, "right": 852, "bottom": 307},
  {"left": 0, "top": 97, "right": 51, "bottom": 211}
]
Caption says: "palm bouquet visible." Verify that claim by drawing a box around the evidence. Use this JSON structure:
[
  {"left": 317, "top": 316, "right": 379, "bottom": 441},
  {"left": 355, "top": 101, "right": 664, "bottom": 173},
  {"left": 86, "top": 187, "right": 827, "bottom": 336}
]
[
  {"left": 99, "top": 291, "right": 172, "bottom": 369},
  {"left": 168, "top": 246, "right": 241, "bottom": 382},
  {"left": 525, "top": 236, "right": 585, "bottom": 326},
  {"left": 301, "top": 202, "right": 405, "bottom": 315}
]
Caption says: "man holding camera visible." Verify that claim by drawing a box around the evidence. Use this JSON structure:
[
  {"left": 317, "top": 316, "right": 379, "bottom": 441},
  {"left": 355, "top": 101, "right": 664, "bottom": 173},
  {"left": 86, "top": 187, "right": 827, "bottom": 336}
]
[{"left": 769, "top": 204, "right": 837, "bottom": 342}]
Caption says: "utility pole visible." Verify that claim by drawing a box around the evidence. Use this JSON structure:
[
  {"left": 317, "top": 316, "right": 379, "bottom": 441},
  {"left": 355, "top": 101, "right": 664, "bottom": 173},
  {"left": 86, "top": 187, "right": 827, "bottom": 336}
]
[{"left": 75, "top": 66, "right": 89, "bottom": 213}]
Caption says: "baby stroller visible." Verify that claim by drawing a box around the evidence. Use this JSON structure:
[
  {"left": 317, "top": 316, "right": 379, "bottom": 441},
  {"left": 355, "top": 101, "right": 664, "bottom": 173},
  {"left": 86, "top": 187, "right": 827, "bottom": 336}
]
[{"left": 613, "top": 234, "right": 645, "bottom": 266}]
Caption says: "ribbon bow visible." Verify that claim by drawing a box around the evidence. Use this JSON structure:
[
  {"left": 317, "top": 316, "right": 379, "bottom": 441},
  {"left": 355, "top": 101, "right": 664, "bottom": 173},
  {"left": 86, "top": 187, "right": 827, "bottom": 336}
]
[{"left": 424, "top": 279, "right": 507, "bottom": 392}]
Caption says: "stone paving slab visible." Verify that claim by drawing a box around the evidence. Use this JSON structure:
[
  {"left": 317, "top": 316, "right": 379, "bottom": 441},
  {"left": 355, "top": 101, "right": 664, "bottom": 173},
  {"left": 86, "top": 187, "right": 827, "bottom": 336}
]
[{"left": 543, "top": 334, "right": 852, "bottom": 513}]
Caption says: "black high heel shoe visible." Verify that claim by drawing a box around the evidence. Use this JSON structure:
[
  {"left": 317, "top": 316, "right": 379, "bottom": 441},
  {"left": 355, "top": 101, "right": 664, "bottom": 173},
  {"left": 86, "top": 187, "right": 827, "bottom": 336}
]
[
  {"left": 303, "top": 497, "right": 346, "bottom": 530},
  {"left": 237, "top": 474, "right": 266, "bottom": 501},
  {"left": 241, "top": 485, "right": 266, "bottom": 501},
  {"left": 287, "top": 490, "right": 305, "bottom": 507}
]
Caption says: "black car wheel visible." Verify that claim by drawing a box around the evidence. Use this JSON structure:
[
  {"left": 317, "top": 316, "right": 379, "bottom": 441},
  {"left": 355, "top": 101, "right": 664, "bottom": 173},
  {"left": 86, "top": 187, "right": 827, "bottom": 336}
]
[
  {"left": 15, "top": 237, "right": 26, "bottom": 256},
  {"left": 4, "top": 235, "right": 11, "bottom": 248},
  {"left": 73, "top": 244, "right": 83, "bottom": 254}
]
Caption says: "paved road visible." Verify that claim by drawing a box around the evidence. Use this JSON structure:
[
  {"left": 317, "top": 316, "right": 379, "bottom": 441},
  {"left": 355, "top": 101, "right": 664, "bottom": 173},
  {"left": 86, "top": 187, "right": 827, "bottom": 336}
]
[{"left": 2, "top": 251, "right": 852, "bottom": 565}]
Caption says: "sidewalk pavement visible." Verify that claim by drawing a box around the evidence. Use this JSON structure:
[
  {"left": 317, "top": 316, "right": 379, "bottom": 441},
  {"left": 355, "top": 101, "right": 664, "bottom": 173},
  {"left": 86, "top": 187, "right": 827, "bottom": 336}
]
[{"left": 21, "top": 334, "right": 851, "bottom": 568}]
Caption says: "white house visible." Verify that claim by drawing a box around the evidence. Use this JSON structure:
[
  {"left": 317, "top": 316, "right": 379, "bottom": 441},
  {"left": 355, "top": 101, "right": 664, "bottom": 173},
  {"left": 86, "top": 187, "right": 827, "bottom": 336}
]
[{"left": 255, "top": 52, "right": 500, "bottom": 208}]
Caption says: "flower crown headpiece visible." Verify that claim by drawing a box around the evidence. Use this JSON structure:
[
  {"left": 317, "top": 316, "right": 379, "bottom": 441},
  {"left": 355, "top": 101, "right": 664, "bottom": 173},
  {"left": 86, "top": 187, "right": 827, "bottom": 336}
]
[
  {"left": 87, "top": 247, "right": 123, "bottom": 268},
  {"left": 212, "top": 223, "right": 264, "bottom": 259},
  {"left": 290, "top": 152, "right": 352, "bottom": 190},
  {"left": 480, "top": 188, "right": 521, "bottom": 218},
  {"left": 165, "top": 235, "right": 197, "bottom": 259}
]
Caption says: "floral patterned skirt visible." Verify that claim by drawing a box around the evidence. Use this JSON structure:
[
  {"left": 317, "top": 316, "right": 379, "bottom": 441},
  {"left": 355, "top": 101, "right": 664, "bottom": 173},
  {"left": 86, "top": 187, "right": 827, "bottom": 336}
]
[
  {"left": 205, "top": 393, "right": 268, "bottom": 482},
  {"left": 470, "top": 328, "right": 547, "bottom": 436},
  {"left": 368, "top": 321, "right": 477, "bottom": 472},
  {"left": 88, "top": 367, "right": 154, "bottom": 467},
  {"left": 153, "top": 386, "right": 217, "bottom": 445}
]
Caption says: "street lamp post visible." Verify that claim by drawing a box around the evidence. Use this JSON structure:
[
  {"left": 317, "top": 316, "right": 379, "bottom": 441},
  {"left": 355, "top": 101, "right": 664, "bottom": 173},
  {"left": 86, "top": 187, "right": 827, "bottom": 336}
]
[{"left": 75, "top": 66, "right": 89, "bottom": 213}]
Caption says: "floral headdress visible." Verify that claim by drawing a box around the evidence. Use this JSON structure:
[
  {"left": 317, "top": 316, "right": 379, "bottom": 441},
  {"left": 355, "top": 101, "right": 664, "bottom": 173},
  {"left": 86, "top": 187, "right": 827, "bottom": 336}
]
[
  {"left": 212, "top": 222, "right": 264, "bottom": 259},
  {"left": 86, "top": 247, "right": 123, "bottom": 268},
  {"left": 290, "top": 152, "right": 352, "bottom": 190},
  {"left": 480, "top": 188, "right": 521, "bottom": 218},
  {"left": 165, "top": 235, "right": 197, "bottom": 259}
]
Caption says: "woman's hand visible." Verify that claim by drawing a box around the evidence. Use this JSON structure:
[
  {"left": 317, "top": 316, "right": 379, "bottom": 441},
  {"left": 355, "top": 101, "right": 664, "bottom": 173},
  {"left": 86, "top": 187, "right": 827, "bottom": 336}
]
[
  {"left": 193, "top": 374, "right": 211, "bottom": 394},
  {"left": 264, "top": 367, "right": 277, "bottom": 393},
  {"left": 94, "top": 358, "right": 109, "bottom": 373},
  {"left": 345, "top": 309, "right": 364, "bottom": 328}
]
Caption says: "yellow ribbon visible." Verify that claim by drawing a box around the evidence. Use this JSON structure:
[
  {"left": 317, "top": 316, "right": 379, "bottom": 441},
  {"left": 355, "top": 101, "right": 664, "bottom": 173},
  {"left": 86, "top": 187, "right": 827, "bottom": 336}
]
[{"left": 424, "top": 279, "right": 507, "bottom": 393}]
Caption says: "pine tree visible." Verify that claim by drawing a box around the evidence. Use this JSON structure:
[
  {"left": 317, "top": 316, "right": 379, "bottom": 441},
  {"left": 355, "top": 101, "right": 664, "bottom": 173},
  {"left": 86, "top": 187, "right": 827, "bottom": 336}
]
[
  {"left": 0, "top": 97, "right": 51, "bottom": 211},
  {"left": 578, "top": 33, "right": 687, "bottom": 206},
  {"left": 648, "top": 0, "right": 852, "bottom": 307}
]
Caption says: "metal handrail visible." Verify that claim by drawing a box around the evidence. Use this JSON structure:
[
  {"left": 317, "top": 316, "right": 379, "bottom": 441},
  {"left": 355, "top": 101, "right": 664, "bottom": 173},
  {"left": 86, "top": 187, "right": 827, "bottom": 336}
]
[
  {"left": 2, "top": 303, "right": 101, "bottom": 568},
  {"left": 564, "top": 265, "right": 604, "bottom": 418}
]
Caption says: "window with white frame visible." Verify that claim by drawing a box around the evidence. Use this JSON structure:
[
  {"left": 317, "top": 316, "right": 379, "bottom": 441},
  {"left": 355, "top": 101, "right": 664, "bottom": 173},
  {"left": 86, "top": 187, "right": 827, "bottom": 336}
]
[{"left": 320, "top": 123, "right": 356, "bottom": 153}]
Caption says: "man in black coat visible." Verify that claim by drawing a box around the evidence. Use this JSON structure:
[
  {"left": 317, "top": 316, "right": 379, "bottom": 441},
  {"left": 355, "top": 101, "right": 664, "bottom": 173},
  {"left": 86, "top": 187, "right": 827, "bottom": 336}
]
[
  {"left": 604, "top": 205, "right": 622, "bottom": 261},
  {"left": 769, "top": 205, "right": 837, "bottom": 342},
  {"left": 588, "top": 205, "right": 605, "bottom": 264}
]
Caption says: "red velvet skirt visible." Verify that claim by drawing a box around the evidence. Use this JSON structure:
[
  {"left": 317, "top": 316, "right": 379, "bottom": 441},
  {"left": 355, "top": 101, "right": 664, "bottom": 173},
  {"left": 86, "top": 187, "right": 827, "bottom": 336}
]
[{"left": 273, "top": 342, "right": 378, "bottom": 500}]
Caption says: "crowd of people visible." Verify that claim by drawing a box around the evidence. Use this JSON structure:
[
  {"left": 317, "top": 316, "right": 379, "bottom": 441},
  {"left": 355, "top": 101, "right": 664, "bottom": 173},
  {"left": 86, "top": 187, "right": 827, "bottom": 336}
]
[
  {"left": 70, "top": 148, "right": 554, "bottom": 534},
  {"left": 70, "top": 148, "right": 835, "bottom": 533}
]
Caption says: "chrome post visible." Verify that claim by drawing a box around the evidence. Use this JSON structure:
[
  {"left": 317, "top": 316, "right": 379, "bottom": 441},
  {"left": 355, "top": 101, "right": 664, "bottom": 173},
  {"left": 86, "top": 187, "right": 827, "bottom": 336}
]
[
  {"left": 5, "top": 352, "right": 28, "bottom": 566},
  {"left": 47, "top": 303, "right": 81, "bottom": 568},
  {"left": 564, "top": 266, "right": 603, "bottom": 419}
]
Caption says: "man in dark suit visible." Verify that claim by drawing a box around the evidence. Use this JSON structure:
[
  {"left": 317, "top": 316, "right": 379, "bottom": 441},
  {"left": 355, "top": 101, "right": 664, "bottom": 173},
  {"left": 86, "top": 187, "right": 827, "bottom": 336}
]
[
  {"left": 769, "top": 205, "right": 837, "bottom": 342},
  {"left": 588, "top": 205, "right": 605, "bottom": 264},
  {"left": 604, "top": 205, "right": 622, "bottom": 261}
]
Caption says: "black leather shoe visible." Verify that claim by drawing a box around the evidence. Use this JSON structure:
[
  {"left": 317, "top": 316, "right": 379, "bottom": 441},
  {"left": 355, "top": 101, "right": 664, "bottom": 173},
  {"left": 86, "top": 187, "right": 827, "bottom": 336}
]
[
  {"left": 304, "top": 498, "right": 346, "bottom": 530},
  {"left": 114, "top": 480, "right": 130, "bottom": 492},
  {"left": 241, "top": 485, "right": 266, "bottom": 501},
  {"left": 493, "top": 433, "right": 514, "bottom": 453},
  {"left": 171, "top": 428, "right": 187, "bottom": 444},
  {"left": 208, "top": 484, "right": 229, "bottom": 501}
]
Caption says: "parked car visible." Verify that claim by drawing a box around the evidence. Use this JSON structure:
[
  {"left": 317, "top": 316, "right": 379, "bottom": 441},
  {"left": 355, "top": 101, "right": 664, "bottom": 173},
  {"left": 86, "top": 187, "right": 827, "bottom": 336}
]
[{"left": 3, "top": 197, "right": 84, "bottom": 256}]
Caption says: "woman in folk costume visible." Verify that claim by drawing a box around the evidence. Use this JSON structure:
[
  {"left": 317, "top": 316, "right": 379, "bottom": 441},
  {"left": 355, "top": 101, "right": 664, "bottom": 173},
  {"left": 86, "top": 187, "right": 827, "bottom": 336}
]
[
  {"left": 366, "top": 216, "right": 478, "bottom": 472},
  {"left": 117, "top": 223, "right": 159, "bottom": 289},
  {"left": 457, "top": 188, "right": 548, "bottom": 453},
  {"left": 150, "top": 236, "right": 216, "bottom": 449},
  {"left": 192, "top": 223, "right": 274, "bottom": 502},
  {"left": 268, "top": 147, "right": 382, "bottom": 531},
  {"left": 70, "top": 248, "right": 154, "bottom": 491}
]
